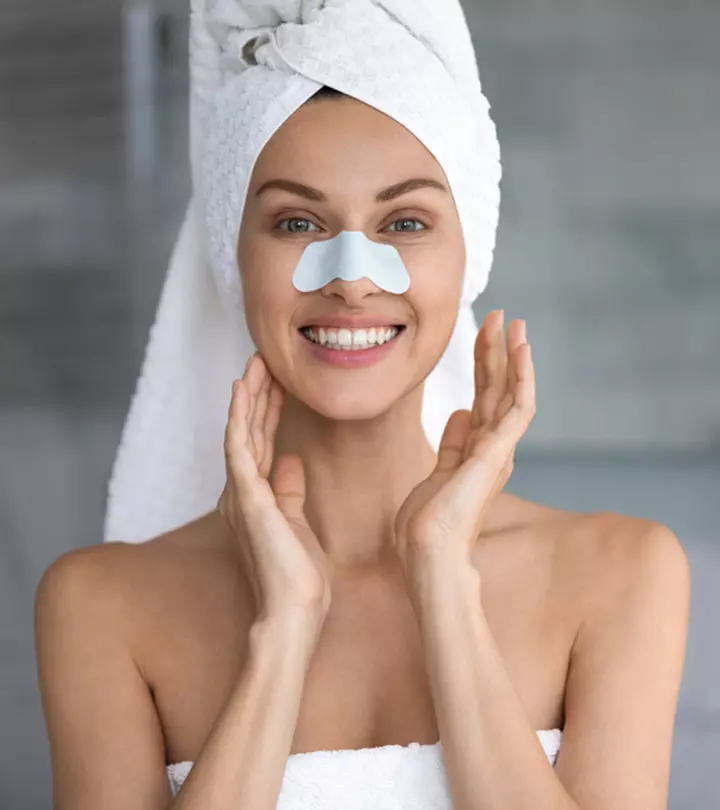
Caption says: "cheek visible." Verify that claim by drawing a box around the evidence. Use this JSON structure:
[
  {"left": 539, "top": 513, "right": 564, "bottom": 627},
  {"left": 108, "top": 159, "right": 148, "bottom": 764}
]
[
  {"left": 238, "top": 238, "right": 301, "bottom": 344},
  {"left": 403, "top": 240, "right": 464, "bottom": 315},
  {"left": 402, "top": 240, "right": 464, "bottom": 366}
]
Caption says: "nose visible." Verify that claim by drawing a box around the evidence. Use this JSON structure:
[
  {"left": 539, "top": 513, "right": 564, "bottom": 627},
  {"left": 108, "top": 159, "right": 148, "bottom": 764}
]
[{"left": 319, "top": 275, "right": 384, "bottom": 306}]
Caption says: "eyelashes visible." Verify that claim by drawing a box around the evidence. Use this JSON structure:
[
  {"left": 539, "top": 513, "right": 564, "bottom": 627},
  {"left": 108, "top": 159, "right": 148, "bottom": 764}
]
[
  {"left": 275, "top": 218, "right": 321, "bottom": 234},
  {"left": 385, "top": 218, "right": 428, "bottom": 233},
  {"left": 274, "top": 216, "right": 430, "bottom": 235}
]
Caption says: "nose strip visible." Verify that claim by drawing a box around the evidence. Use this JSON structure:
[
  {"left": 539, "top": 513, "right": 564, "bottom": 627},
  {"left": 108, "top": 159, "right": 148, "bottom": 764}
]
[{"left": 291, "top": 230, "right": 411, "bottom": 294}]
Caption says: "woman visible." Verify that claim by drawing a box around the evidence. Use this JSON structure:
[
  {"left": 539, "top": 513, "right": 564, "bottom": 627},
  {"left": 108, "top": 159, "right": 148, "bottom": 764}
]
[{"left": 34, "top": 2, "right": 690, "bottom": 809}]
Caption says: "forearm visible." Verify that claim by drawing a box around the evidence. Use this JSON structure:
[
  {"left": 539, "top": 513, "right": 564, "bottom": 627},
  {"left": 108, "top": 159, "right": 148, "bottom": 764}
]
[
  {"left": 170, "top": 610, "right": 321, "bottom": 810},
  {"left": 416, "top": 563, "right": 578, "bottom": 810}
]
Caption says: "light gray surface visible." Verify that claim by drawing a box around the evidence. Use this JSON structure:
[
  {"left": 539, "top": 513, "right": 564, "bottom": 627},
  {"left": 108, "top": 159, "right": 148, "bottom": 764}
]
[{"left": 1, "top": 0, "right": 718, "bottom": 808}]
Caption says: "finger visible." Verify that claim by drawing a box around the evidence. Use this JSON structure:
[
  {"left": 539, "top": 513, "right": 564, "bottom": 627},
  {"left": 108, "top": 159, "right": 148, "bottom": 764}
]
[
  {"left": 244, "top": 351, "right": 262, "bottom": 400},
  {"left": 496, "top": 342, "right": 535, "bottom": 441},
  {"left": 435, "top": 409, "right": 472, "bottom": 475},
  {"left": 514, "top": 342, "right": 535, "bottom": 414},
  {"left": 226, "top": 379, "right": 248, "bottom": 437},
  {"left": 508, "top": 321, "right": 533, "bottom": 413},
  {"left": 224, "top": 380, "right": 259, "bottom": 485},
  {"left": 495, "top": 320, "right": 527, "bottom": 426},
  {"left": 227, "top": 378, "right": 244, "bottom": 423},
  {"left": 270, "top": 453, "right": 307, "bottom": 525},
  {"left": 261, "top": 379, "right": 285, "bottom": 478},
  {"left": 242, "top": 353, "right": 257, "bottom": 429},
  {"left": 244, "top": 352, "right": 264, "bottom": 461},
  {"left": 242, "top": 351, "right": 257, "bottom": 386},
  {"left": 506, "top": 320, "right": 526, "bottom": 388},
  {"left": 523, "top": 324, "right": 536, "bottom": 403},
  {"left": 473, "top": 310, "right": 507, "bottom": 431},
  {"left": 472, "top": 313, "right": 494, "bottom": 429},
  {"left": 250, "top": 358, "right": 272, "bottom": 471}
]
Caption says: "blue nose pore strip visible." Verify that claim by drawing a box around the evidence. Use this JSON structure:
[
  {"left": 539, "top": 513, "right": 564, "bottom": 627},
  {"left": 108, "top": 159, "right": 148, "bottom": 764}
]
[{"left": 291, "top": 230, "right": 411, "bottom": 294}]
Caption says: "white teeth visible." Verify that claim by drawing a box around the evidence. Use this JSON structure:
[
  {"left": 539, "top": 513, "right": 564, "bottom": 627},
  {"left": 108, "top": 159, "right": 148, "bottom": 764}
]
[
  {"left": 302, "top": 325, "right": 401, "bottom": 349},
  {"left": 352, "top": 329, "right": 367, "bottom": 347}
]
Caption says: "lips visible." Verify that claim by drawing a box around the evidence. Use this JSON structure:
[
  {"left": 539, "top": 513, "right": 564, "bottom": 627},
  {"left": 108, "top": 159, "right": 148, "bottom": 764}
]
[{"left": 299, "top": 321, "right": 406, "bottom": 367}]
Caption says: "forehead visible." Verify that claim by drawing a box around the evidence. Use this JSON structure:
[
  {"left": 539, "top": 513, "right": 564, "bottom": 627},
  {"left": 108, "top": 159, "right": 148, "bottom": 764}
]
[{"left": 250, "top": 97, "right": 446, "bottom": 187}]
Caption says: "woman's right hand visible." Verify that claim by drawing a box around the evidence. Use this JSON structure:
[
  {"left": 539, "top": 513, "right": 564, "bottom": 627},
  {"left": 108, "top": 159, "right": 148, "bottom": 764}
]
[{"left": 217, "top": 352, "right": 332, "bottom": 628}]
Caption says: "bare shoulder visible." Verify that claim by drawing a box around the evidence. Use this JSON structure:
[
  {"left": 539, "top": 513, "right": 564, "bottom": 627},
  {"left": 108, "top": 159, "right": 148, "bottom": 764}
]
[
  {"left": 38, "top": 509, "right": 223, "bottom": 599},
  {"left": 32, "top": 521, "right": 234, "bottom": 806},
  {"left": 36, "top": 510, "right": 249, "bottom": 679},
  {"left": 559, "top": 507, "right": 690, "bottom": 609},
  {"left": 494, "top": 493, "right": 690, "bottom": 615},
  {"left": 516, "top": 498, "right": 691, "bottom": 648}
]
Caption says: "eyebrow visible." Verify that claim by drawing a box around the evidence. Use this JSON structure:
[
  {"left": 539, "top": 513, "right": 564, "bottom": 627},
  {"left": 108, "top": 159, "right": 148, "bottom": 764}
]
[{"left": 254, "top": 177, "right": 448, "bottom": 203}]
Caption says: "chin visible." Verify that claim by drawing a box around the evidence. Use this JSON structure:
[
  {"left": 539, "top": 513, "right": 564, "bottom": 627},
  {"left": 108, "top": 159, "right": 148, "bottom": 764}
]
[{"left": 298, "top": 385, "right": 401, "bottom": 423}]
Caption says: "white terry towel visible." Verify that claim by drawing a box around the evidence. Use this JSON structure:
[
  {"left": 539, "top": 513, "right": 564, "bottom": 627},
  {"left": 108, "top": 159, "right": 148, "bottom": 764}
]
[{"left": 103, "top": 0, "right": 502, "bottom": 545}]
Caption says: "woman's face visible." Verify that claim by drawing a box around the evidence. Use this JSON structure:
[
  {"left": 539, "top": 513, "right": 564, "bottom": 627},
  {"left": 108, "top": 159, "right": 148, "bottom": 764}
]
[{"left": 237, "top": 95, "right": 466, "bottom": 421}]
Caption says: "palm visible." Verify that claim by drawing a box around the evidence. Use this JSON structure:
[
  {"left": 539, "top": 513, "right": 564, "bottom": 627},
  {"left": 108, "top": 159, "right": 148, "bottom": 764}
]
[
  {"left": 393, "top": 420, "right": 492, "bottom": 554},
  {"left": 393, "top": 310, "right": 535, "bottom": 567}
]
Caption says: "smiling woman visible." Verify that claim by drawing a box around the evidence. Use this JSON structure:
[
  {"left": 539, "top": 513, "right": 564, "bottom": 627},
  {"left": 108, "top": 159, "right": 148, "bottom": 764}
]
[{"left": 34, "top": 2, "right": 689, "bottom": 810}]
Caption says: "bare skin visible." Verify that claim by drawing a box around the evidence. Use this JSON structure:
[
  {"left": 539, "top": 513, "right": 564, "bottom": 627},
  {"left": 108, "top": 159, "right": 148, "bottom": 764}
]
[{"left": 91, "top": 498, "right": 614, "bottom": 764}]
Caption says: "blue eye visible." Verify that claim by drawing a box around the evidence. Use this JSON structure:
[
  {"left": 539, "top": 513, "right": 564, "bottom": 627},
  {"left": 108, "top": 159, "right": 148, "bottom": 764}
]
[
  {"left": 385, "top": 218, "right": 427, "bottom": 233},
  {"left": 277, "top": 218, "right": 321, "bottom": 234},
  {"left": 277, "top": 217, "right": 427, "bottom": 235}
]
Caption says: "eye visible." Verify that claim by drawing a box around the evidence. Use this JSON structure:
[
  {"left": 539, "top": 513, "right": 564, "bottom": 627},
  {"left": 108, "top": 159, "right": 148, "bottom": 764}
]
[
  {"left": 277, "top": 217, "right": 321, "bottom": 234},
  {"left": 384, "top": 218, "right": 427, "bottom": 233}
]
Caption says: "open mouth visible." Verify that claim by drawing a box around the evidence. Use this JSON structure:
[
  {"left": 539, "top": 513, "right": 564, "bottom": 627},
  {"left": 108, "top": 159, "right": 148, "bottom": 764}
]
[{"left": 299, "top": 324, "right": 406, "bottom": 350}]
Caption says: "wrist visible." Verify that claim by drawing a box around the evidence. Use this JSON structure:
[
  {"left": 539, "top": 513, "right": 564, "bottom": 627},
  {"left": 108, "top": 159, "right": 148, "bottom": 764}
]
[
  {"left": 413, "top": 560, "right": 481, "bottom": 619},
  {"left": 249, "top": 609, "right": 325, "bottom": 667}
]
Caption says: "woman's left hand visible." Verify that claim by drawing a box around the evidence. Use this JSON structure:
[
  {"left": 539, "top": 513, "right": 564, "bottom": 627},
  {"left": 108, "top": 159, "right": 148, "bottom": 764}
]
[{"left": 393, "top": 310, "right": 536, "bottom": 596}]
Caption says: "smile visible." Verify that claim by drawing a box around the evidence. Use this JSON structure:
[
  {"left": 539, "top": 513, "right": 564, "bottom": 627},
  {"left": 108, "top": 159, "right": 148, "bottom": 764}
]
[
  {"left": 298, "top": 325, "right": 407, "bottom": 368},
  {"left": 299, "top": 325, "right": 405, "bottom": 350}
]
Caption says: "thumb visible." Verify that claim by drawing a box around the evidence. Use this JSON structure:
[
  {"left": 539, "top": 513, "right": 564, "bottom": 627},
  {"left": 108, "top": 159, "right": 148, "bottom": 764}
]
[{"left": 269, "top": 453, "right": 309, "bottom": 526}]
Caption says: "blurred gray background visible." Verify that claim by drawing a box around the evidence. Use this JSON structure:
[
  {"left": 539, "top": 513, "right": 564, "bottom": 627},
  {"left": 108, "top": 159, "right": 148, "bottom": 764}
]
[{"left": 1, "top": 0, "right": 718, "bottom": 807}]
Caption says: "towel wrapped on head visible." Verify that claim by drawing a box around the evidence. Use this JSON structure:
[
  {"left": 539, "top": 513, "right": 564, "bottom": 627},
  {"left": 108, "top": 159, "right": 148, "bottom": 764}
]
[
  {"left": 191, "top": 0, "right": 501, "bottom": 312},
  {"left": 103, "top": 0, "right": 503, "bottom": 545}
]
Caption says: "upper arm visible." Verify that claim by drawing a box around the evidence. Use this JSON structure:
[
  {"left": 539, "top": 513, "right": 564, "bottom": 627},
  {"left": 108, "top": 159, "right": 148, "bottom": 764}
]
[
  {"left": 556, "top": 520, "right": 691, "bottom": 810},
  {"left": 34, "top": 548, "right": 171, "bottom": 810}
]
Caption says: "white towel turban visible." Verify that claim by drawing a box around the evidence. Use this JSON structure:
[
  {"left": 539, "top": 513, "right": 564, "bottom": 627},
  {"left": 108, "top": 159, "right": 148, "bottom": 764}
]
[{"left": 103, "top": 0, "right": 502, "bottom": 544}]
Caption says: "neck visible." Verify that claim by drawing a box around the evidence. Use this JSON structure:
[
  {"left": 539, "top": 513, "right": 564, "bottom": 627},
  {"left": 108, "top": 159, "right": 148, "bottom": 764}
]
[{"left": 271, "top": 383, "right": 437, "bottom": 568}]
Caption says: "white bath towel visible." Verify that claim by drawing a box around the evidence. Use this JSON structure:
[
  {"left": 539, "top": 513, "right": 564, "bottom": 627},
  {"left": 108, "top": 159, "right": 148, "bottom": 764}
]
[
  {"left": 103, "top": 0, "right": 502, "bottom": 544},
  {"left": 165, "top": 731, "right": 564, "bottom": 807}
]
